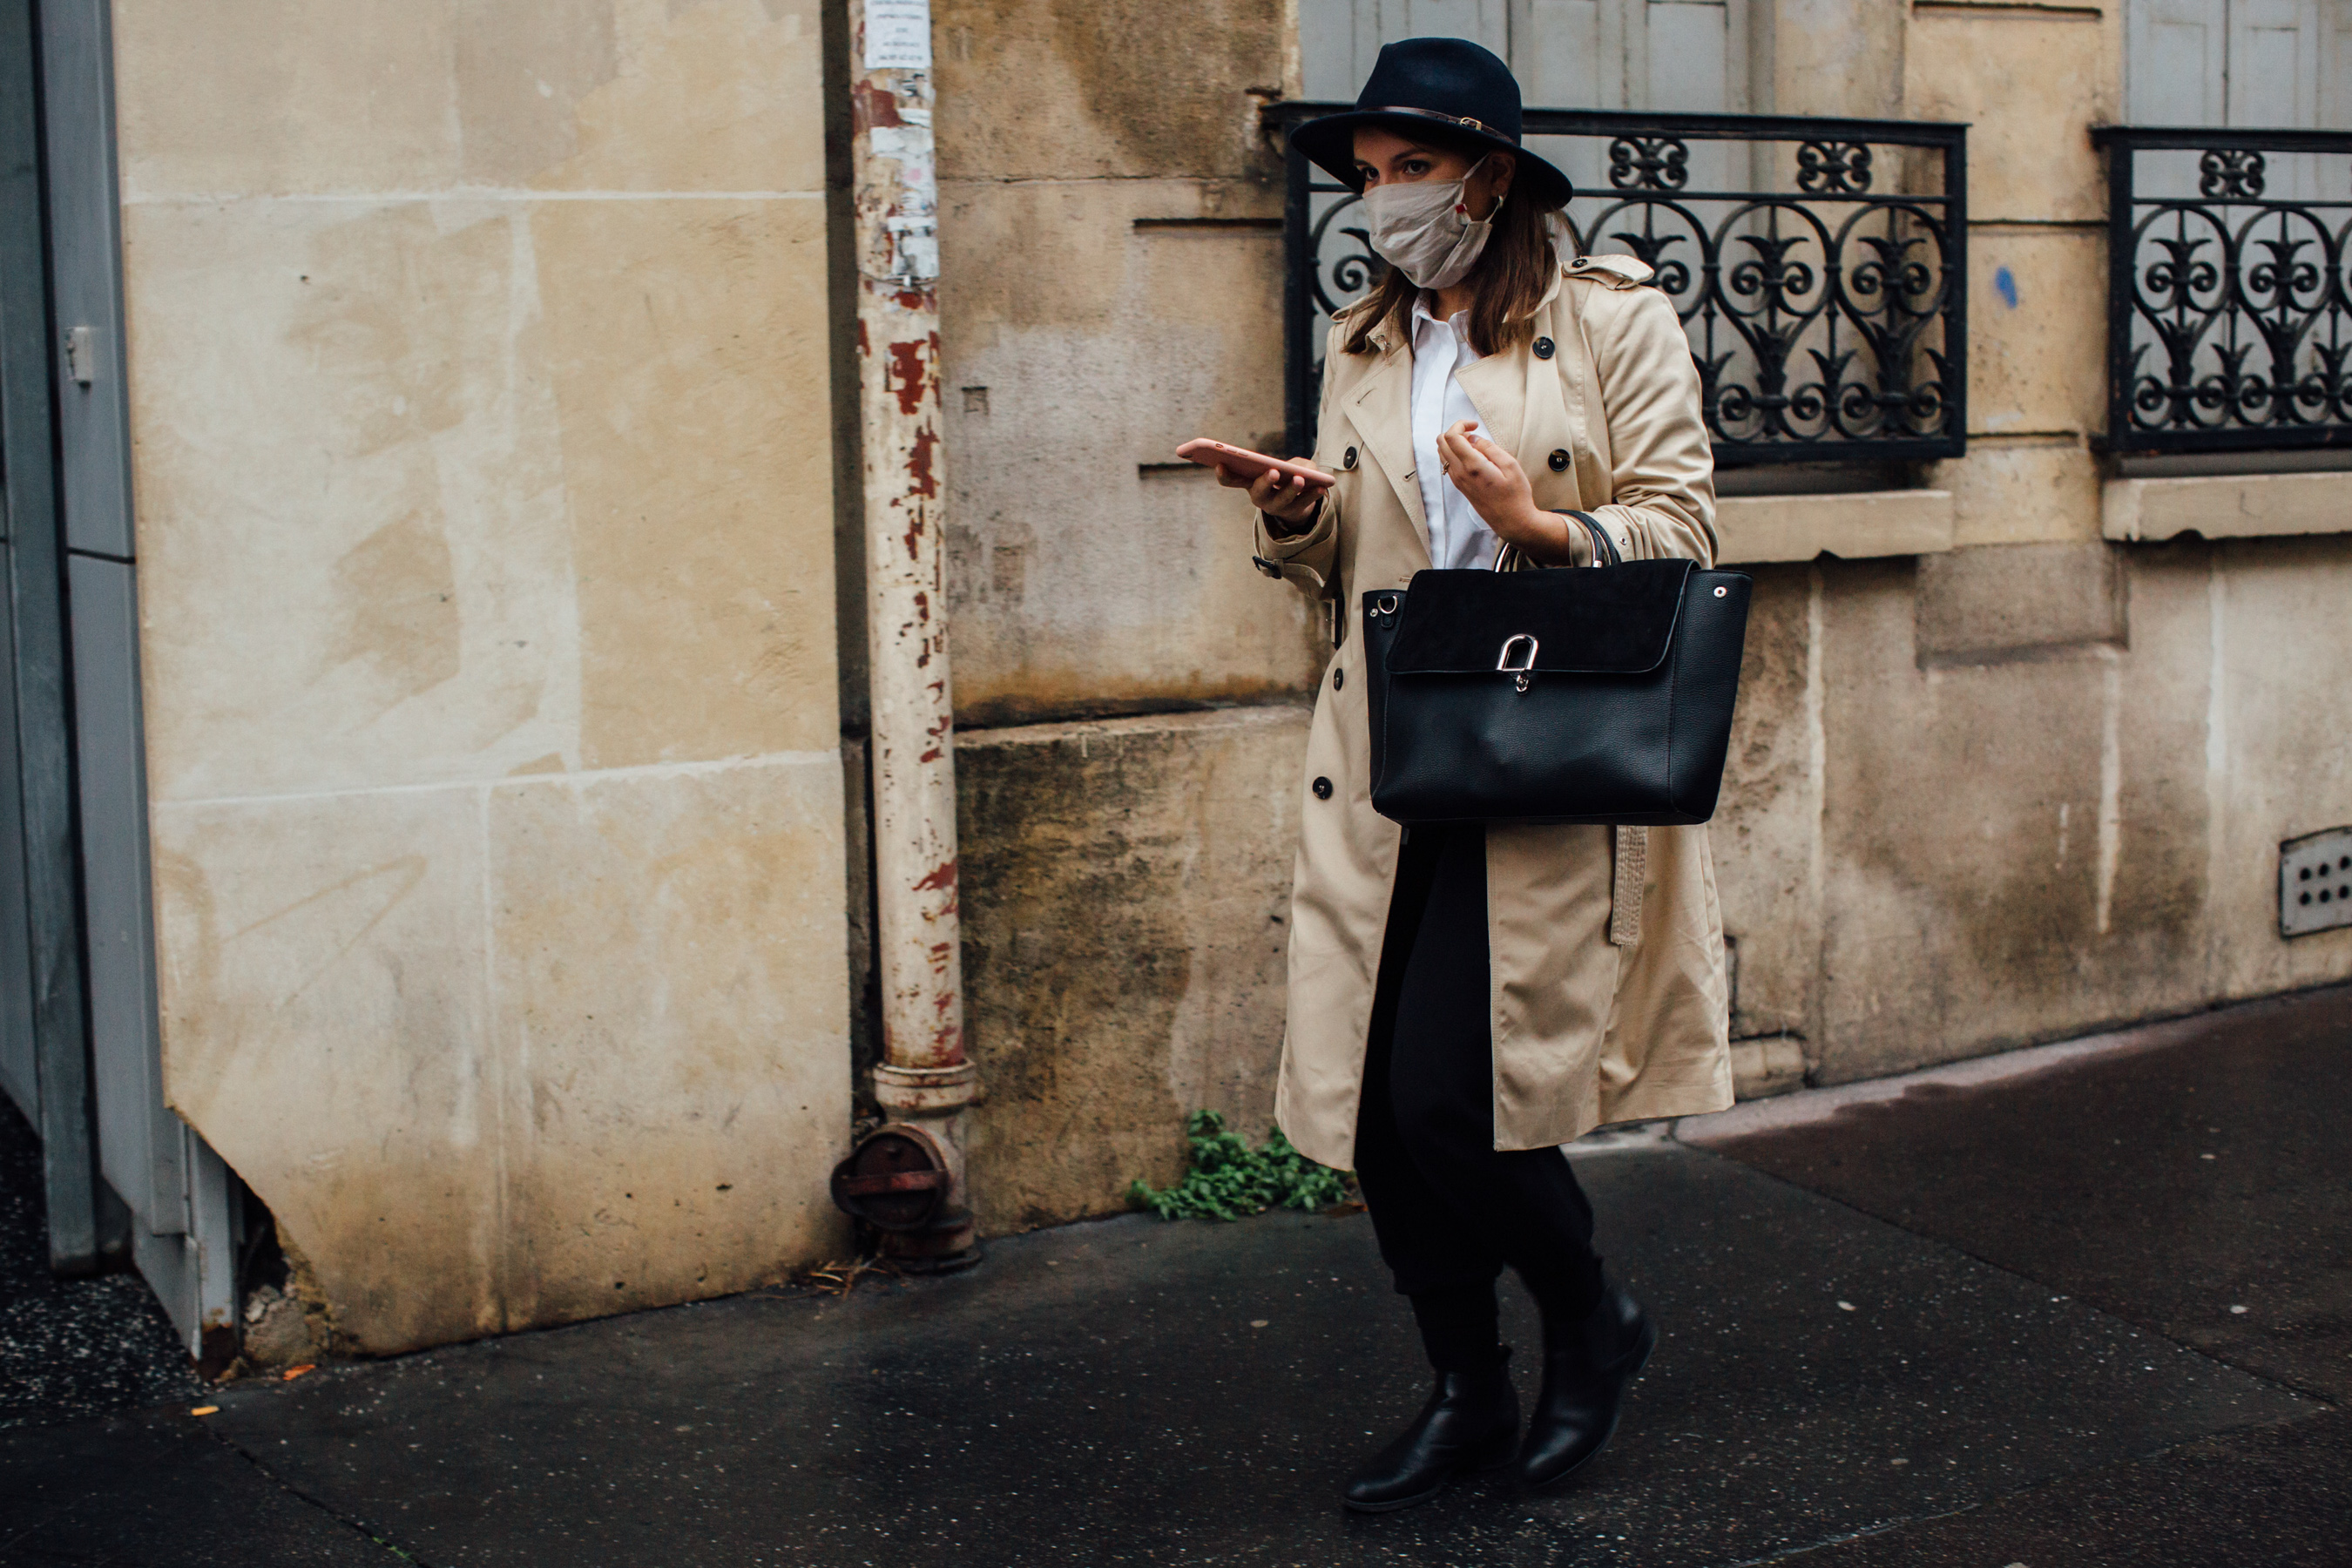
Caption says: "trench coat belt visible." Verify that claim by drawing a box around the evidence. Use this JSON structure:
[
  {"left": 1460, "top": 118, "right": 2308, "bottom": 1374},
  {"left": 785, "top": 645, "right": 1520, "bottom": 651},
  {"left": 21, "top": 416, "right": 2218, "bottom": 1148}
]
[{"left": 1610, "top": 826, "right": 1646, "bottom": 947}]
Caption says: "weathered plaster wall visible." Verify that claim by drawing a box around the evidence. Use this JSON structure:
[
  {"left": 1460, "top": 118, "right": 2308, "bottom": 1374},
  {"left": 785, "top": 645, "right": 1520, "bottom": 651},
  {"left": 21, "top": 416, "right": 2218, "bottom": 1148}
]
[
  {"left": 1715, "top": 539, "right": 2352, "bottom": 1091},
  {"left": 917, "top": 0, "right": 1318, "bottom": 1219},
  {"left": 927, "top": 0, "right": 2352, "bottom": 1233},
  {"left": 930, "top": 0, "right": 1322, "bottom": 727},
  {"left": 116, "top": 0, "right": 851, "bottom": 1354},
  {"left": 956, "top": 706, "right": 1308, "bottom": 1233},
  {"left": 1710, "top": 0, "right": 2352, "bottom": 1093}
]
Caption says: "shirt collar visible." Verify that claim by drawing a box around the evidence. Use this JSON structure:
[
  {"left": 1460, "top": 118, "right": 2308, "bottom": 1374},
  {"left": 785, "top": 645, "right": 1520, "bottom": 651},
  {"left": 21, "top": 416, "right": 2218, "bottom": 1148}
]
[{"left": 1409, "top": 293, "right": 1470, "bottom": 341}]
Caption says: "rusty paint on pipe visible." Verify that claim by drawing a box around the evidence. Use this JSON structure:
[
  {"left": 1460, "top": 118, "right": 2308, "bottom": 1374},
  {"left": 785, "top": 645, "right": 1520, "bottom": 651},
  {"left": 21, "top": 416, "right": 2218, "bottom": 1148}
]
[{"left": 849, "top": 0, "right": 978, "bottom": 1256}]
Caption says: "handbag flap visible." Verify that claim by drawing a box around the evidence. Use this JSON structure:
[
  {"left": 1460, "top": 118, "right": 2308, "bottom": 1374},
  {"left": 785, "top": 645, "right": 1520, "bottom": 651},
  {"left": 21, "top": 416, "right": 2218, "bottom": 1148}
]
[{"left": 1384, "top": 561, "right": 1695, "bottom": 676}]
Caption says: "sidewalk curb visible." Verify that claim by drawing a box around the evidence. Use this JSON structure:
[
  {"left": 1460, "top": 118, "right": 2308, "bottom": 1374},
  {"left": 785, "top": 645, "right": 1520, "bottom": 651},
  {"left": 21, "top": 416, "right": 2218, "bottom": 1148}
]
[{"left": 1672, "top": 979, "right": 2352, "bottom": 1145}]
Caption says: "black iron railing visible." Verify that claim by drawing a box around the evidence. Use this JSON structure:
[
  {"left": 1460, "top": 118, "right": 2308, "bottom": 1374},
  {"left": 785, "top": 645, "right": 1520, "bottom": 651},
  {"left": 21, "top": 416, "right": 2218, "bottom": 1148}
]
[
  {"left": 1263, "top": 105, "right": 1970, "bottom": 467},
  {"left": 2096, "top": 125, "right": 2352, "bottom": 456}
]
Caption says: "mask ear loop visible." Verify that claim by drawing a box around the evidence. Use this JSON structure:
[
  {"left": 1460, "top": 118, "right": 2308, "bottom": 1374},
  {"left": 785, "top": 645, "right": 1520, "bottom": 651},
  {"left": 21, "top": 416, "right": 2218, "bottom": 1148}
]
[{"left": 1455, "top": 153, "right": 1504, "bottom": 226}]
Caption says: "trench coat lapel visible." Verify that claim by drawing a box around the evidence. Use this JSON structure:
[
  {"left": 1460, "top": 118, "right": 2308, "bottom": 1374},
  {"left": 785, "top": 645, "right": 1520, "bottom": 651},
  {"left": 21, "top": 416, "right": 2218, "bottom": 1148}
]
[
  {"left": 1454, "top": 350, "right": 1526, "bottom": 463},
  {"left": 1456, "top": 274, "right": 1568, "bottom": 480},
  {"left": 1344, "top": 335, "right": 1429, "bottom": 546}
]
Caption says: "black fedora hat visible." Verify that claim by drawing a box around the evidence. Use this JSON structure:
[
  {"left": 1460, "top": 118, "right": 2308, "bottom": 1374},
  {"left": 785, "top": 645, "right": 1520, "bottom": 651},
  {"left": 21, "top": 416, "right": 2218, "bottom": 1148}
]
[{"left": 1288, "top": 37, "right": 1573, "bottom": 208}]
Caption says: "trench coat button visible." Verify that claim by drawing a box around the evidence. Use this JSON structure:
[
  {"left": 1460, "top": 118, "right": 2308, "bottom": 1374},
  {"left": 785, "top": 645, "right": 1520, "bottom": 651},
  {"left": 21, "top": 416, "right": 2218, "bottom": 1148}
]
[
  {"left": 1533, "top": 336, "right": 1555, "bottom": 359},
  {"left": 1548, "top": 449, "right": 1571, "bottom": 472},
  {"left": 1312, "top": 776, "right": 1334, "bottom": 800},
  {"left": 1343, "top": 446, "right": 1359, "bottom": 470},
  {"left": 1253, "top": 555, "right": 1281, "bottom": 578},
  {"left": 1332, "top": 666, "right": 1345, "bottom": 690}
]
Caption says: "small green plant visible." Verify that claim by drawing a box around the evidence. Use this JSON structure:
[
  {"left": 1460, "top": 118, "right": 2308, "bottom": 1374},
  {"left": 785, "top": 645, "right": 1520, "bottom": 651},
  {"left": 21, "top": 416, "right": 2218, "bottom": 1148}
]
[{"left": 1128, "top": 1110, "right": 1354, "bottom": 1220}]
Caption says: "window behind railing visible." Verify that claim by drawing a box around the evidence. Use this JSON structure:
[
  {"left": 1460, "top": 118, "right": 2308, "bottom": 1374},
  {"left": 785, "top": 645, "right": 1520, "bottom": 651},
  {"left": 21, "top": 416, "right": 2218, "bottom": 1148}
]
[
  {"left": 2096, "top": 127, "right": 2352, "bottom": 457},
  {"left": 2104, "top": 2, "right": 2352, "bottom": 456},
  {"left": 1261, "top": 105, "right": 1970, "bottom": 469}
]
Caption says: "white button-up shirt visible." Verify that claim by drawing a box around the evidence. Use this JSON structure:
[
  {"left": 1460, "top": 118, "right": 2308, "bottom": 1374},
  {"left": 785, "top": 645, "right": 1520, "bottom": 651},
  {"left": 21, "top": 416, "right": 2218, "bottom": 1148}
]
[{"left": 1408, "top": 296, "right": 1501, "bottom": 572}]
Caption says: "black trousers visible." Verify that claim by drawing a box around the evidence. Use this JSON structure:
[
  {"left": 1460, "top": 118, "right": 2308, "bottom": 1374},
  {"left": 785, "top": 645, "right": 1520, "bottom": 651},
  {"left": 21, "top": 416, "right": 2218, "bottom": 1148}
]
[{"left": 1353, "top": 823, "right": 1606, "bottom": 1372}]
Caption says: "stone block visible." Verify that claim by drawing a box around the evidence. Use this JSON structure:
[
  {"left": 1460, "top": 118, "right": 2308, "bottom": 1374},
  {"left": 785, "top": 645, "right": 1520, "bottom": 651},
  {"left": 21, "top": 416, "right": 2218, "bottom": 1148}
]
[
  {"left": 485, "top": 758, "right": 853, "bottom": 1333},
  {"left": 1808, "top": 550, "right": 2227, "bottom": 1084},
  {"left": 933, "top": 0, "right": 1287, "bottom": 184},
  {"left": 150, "top": 785, "right": 503, "bottom": 1352},
  {"left": 122, "top": 193, "right": 836, "bottom": 800},
  {"left": 530, "top": 197, "right": 840, "bottom": 768},
  {"left": 1729, "top": 1037, "right": 1807, "bottom": 1100},
  {"left": 113, "top": 0, "right": 826, "bottom": 198},
  {"left": 1916, "top": 541, "right": 2124, "bottom": 665},
  {"left": 2105, "top": 470, "right": 2352, "bottom": 542},
  {"left": 1903, "top": 4, "right": 2118, "bottom": 224},
  {"left": 1773, "top": 0, "right": 1906, "bottom": 118},
  {"left": 2196, "top": 536, "right": 2352, "bottom": 1000},
  {"left": 1712, "top": 565, "right": 1818, "bottom": 1044},
  {"left": 936, "top": 178, "right": 1325, "bottom": 726},
  {"left": 125, "top": 199, "right": 573, "bottom": 800},
  {"left": 1714, "top": 491, "right": 1954, "bottom": 564},
  {"left": 147, "top": 755, "right": 854, "bottom": 1356},
  {"left": 114, "top": 0, "right": 463, "bottom": 198},
  {"left": 1930, "top": 438, "right": 2105, "bottom": 549},
  {"left": 1819, "top": 560, "right": 2118, "bottom": 1079},
  {"left": 956, "top": 706, "right": 1310, "bottom": 1233},
  {"left": 1966, "top": 229, "right": 2108, "bottom": 438}
]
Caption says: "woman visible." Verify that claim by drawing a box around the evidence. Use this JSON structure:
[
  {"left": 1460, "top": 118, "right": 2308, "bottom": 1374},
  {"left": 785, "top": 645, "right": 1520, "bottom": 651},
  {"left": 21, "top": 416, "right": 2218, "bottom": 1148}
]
[{"left": 1220, "top": 37, "right": 1733, "bottom": 1511}]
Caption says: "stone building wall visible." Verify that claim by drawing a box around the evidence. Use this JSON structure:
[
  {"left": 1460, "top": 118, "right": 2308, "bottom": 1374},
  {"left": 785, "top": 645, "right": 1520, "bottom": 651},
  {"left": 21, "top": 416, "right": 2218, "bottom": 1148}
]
[
  {"left": 99, "top": 0, "right": 2352, "bottom": 1349},
  {"left": 115, "top": 0, "right": 853, "bottom": 1354},
  {"left": 930, "top": 0, "right": 2352, "bottom": 1234}
]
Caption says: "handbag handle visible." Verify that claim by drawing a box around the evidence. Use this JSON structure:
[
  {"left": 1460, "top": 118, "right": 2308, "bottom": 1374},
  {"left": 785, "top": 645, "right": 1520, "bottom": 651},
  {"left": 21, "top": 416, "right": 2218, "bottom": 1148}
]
[
  {"left": 1495, "top": 512, "right": 1622, "bottom": 572},
  {"left": 1564, "top": 510, "right": 1623, "bottom": 567}
]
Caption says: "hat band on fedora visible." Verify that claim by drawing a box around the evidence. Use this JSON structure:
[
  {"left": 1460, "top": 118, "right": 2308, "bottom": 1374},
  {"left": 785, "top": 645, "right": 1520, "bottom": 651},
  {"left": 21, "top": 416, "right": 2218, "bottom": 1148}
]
[{"left": 1366, "top": 105, "right": 1505, "bottom": 140}]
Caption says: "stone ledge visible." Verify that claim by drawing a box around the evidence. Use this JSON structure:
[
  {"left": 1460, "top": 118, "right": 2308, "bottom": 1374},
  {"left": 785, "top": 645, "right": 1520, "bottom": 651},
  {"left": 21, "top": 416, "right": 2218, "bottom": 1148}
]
[
  {"left": 956, "top": 703, "right": 1312, "bottom": 754},
  {"left": 2103, "top": 470, "right": 2352, "bottom": 542},
  {"left": 1714, "top": 489, "right": 1957, "bottom": 564}
]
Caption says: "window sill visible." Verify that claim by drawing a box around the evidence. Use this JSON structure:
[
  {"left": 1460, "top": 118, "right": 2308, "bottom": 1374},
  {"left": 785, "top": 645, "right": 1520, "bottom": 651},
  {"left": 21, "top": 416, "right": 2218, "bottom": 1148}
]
[
  {"left": 2103, "top": 470, "right": 2352, "bottom": 542},
  {"left": 1713, "top": 489, "right": 1956, "bottom": 564}
]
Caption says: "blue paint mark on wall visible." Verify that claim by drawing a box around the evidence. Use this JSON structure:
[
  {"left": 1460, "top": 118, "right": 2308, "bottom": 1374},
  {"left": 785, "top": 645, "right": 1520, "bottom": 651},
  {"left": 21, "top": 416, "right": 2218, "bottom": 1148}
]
[{"left": 1994, "top": 266, "right": 2018, "bottom": 309}]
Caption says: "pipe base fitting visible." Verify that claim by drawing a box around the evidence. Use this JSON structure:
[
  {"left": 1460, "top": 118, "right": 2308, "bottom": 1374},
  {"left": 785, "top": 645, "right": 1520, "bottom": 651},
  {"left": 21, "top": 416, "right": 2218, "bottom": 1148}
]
[
  {"left": 873, "top": 1060, "right": 979, "bottom": 1115},
  {"left": 856, "top": 1065, "right": 981, "bottom": 1267}
]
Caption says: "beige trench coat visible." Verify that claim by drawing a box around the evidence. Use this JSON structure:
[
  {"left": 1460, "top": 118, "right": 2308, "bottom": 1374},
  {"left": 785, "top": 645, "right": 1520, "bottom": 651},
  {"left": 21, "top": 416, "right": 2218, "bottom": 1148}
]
[{"left": 1257, "top": 254, "right": 1734, "bottom": 1170}]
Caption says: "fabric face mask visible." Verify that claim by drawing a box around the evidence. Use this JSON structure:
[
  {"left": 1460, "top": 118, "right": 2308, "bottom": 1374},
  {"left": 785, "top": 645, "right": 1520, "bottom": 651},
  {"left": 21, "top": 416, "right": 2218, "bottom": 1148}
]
[{"left": 1361, "top": 156, "right": 1496, "bottom": 291}]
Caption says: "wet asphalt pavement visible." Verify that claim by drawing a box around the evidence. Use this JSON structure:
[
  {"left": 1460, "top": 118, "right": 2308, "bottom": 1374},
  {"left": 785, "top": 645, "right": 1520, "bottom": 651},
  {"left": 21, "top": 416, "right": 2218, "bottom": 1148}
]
[
  {"left": 0, "top": 1099, "right": 202, "bottom": 1431},
  {"left": 3, "top": 984, "right": 2348, "bottom": 1566}
]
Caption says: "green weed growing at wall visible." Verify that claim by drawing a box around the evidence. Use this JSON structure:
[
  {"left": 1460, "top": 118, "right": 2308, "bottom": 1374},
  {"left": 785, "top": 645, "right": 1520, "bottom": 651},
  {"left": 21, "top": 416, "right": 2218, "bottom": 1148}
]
[{"left": 1129, "top": 1110, "right": 1353, "bottom": 1220}]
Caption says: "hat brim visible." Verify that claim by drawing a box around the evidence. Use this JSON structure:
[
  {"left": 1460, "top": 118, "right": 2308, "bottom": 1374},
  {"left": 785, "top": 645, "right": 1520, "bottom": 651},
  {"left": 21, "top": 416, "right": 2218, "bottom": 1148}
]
[{"left": 1287, "top": 109, "right": 1575, "bottom": 209}]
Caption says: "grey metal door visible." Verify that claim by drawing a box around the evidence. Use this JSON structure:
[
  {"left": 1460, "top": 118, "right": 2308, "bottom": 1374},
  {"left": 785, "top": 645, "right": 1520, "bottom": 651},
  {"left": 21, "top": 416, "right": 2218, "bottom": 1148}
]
[
  {"left": 0, "top": 0, "right": 98, "bottom": 1279},
  {"left": 8, "top": 0, "right": 240, "bottom": 1359}
]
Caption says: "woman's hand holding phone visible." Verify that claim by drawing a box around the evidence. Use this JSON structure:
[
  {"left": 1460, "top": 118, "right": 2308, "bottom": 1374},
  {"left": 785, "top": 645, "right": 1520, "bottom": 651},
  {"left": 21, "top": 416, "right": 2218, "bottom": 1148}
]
[
  {"left": 1217, "top": 462, "right": 1325, "bottom": 529},
  {"left": 1175, "top": 438, "right": 1329, "bottom": 532}
]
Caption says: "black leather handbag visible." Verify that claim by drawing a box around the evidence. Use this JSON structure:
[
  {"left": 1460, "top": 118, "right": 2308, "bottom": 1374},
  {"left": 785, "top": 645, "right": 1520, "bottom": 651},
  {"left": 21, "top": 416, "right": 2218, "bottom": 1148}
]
[{"left": 1362, "top": 516, "right": 1752, "bottom": 826}]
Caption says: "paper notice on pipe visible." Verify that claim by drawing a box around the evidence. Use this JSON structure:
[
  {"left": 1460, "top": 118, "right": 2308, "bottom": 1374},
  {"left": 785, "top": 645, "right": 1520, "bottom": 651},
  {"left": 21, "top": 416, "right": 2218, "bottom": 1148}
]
[{"left": 863, "top": 0, "right": 932, "bottom": 71}]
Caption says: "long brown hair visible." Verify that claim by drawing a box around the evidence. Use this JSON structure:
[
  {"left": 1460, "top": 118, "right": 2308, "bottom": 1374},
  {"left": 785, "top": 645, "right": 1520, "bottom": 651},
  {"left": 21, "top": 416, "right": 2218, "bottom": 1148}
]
[{"left": 1342, "top": 149, "right": 1561, "bottom": 359}]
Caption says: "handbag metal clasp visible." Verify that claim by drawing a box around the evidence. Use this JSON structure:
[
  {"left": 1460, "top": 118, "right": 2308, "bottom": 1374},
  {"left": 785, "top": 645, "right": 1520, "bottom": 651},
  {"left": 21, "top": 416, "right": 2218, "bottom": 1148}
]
[{"left": 1497, "top": 633, "right": 1538, "bottom": 693}]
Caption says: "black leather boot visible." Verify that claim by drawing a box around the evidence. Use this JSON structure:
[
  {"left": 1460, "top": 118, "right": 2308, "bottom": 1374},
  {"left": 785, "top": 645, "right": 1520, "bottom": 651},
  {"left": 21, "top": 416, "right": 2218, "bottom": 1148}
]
[
  {"left": 1517, "top": 1281, "right": 1656, "bottom": 1490},
  {"left": 1343, "top": 1357, "right": 1518, "bottom": 1513}
]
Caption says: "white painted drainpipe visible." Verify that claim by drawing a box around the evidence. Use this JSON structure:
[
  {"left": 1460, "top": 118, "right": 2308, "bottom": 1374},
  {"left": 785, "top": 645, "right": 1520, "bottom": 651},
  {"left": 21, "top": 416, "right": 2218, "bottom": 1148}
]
[{"left": 843, "top": 0, "right": 977, "bottom": 1262}]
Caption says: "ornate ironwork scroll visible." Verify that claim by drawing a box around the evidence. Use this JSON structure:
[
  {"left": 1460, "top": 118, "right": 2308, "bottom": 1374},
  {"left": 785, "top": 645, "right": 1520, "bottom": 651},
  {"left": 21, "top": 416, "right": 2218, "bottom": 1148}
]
[
  {"left": 2096, "top": 125, "right": 2352, "bottom": 456},
  {"left": 1268, "top": 105, "right": 1968, "bottom": 468}
]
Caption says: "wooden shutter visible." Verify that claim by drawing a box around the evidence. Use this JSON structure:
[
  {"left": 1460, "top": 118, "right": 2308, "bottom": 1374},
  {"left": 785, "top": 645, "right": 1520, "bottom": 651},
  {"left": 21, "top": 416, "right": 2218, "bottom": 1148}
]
[
  {"left": 1300, "top": 0, "right": 1745, "bottom": 110},
  {"left": 1514, "top": 0, "right": 1605, "bottom": 108},
  {"left": 2127, "top": 0, "right": 2229, "bottom": 125},
  {"left": 1298, "top": 0, "right": 1511, "bottom": 100},
  {"left": 2227, "top": 0, "right": 2322, "bottom": 125},
  {"left": 1637, "top": 0, "right": 1746, "bottom": 112}
]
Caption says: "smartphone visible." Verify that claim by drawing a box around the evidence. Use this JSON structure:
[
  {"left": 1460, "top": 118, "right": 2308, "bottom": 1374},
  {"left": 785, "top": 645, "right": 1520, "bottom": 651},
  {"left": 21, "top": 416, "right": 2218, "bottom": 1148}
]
[{"left": 1175, "top": 438, "right": 1336, "bottom": 489}]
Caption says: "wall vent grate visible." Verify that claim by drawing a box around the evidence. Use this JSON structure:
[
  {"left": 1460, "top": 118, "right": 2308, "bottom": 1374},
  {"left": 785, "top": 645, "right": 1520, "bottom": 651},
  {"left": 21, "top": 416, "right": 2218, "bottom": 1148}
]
[{"left": 2280, "top": 827, "right": 2352, "bottom": 938}]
